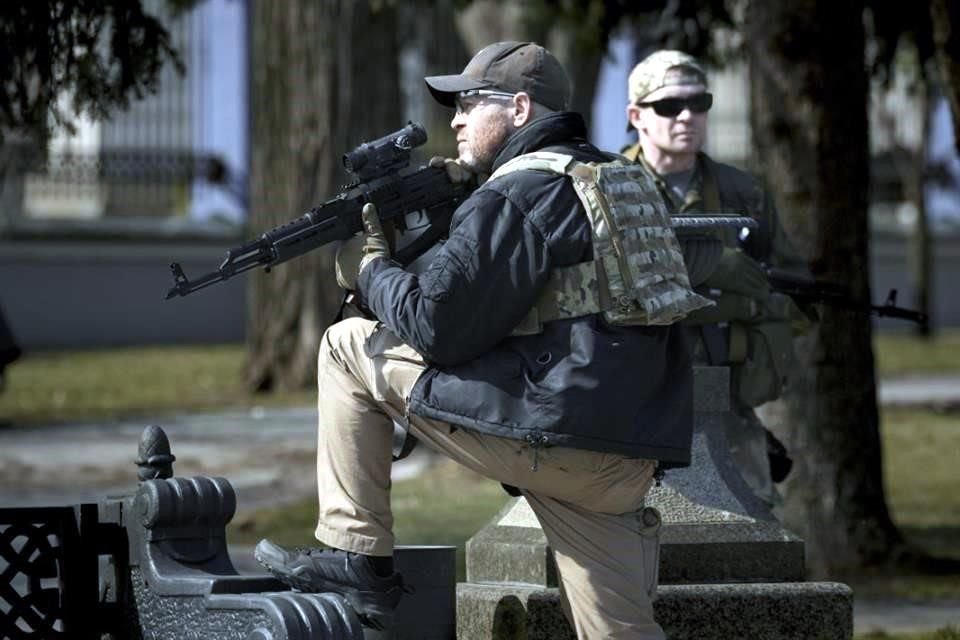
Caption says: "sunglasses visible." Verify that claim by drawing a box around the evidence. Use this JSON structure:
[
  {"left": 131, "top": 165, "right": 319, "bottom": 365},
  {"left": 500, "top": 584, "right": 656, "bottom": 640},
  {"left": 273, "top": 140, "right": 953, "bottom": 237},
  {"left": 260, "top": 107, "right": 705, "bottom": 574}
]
[{"left": 638, "top": 93, "right": 713, "bottom": 117}]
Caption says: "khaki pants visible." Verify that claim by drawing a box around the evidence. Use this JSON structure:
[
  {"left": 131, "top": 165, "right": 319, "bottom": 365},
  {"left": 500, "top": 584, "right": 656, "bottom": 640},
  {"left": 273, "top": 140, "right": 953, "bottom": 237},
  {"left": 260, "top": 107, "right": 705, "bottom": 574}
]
[{"left": 315, "top": 318, "right": 665, "bottom": 639}]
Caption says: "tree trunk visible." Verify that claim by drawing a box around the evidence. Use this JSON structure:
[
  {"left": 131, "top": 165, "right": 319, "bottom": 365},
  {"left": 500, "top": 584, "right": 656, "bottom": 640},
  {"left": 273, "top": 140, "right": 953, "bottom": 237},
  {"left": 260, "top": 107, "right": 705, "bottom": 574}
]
[
  {"left": 399, "top": 1, "right": 471, "bottom": 159},
  {"left": 931, "top": 0, "right": 960, "bottom": 154},
  {"left": 745, "top": 0, "right": 905, "bottom": 577},
  {"left": 911, "top": 83, "right": 932, "bottom": 337},
  {"left": 247, "top": 1, "right": 400, "bottom": 391}
]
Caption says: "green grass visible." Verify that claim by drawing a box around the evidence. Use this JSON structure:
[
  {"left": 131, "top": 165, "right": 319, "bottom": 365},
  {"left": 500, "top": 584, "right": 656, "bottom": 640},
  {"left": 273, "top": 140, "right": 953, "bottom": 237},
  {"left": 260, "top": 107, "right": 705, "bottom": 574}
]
[
  {"left": 846, "top": 406, "right": 960, "bottom": 600},
  {"left": 874, "top": 329, "right": 960, "bottom": 377},
  {"left": 883, "top": 408, "right": 960, "bottom": 555},
  {"left": 0, "top": 344, "right": 312, "bottom": 426},
  {"left": 229, "top": 458, "right": 510, "bottom": 581},
  {"left": 856, "top": 628, "right": 960, "bottom": 640}
]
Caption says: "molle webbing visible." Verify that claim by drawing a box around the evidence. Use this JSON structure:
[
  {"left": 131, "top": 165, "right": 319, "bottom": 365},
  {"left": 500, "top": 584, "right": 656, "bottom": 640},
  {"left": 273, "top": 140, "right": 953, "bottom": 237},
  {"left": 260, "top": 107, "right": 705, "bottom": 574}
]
[{"left": 489, "top": 152, "right": 713, "bottom": 331}]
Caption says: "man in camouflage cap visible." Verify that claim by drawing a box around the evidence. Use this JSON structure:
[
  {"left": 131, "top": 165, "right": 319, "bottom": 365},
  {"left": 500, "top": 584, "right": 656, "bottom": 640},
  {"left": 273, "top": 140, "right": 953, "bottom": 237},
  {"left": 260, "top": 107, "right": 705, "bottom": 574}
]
[
  {"left": 623, "top": 50, "right": 808, "bottom": 505},
  {"left": 628, "top": 50, "right": 709, "bottom": 109}
]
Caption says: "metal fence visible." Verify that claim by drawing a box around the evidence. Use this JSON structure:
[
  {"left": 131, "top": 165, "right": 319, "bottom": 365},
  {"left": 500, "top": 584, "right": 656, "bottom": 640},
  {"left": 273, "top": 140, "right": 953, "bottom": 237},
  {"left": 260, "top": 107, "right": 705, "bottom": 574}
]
[
  {"left": 0, "top": 505, "right": 106, "bottom": 639},
  {"left": 1, "top": 1, "right": 245, "bottom": 229}
]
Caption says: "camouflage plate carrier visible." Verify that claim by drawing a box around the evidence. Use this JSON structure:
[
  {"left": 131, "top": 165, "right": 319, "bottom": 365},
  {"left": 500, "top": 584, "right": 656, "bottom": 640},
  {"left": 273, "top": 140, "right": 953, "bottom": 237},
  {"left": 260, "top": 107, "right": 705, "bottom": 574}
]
[{"left": 488, "top": 152, "right": 714, "bottom": 334}]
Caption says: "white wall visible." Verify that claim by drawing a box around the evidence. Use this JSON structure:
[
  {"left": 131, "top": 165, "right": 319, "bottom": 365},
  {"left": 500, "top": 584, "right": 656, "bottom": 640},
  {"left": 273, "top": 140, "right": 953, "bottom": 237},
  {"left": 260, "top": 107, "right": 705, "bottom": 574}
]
[{"left": 190, "top": 0, "right": 248, "bottom": 224}]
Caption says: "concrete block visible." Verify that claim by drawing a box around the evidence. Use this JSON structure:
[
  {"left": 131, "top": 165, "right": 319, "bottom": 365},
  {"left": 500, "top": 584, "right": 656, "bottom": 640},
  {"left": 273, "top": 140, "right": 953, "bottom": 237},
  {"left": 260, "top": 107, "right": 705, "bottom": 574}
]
[
  {"left": 394, "top": 545, "right": 457, "bottom": 640},
  {"left": 466, "top": 496, "right": 805, "bottom": 586},
  {"left": 692, "top": 365, "right": 730, "bottom": 413},
  {"left": 456, "top": 581, "right": 853, "bottom": 640},
  {"left": 660, "top": 522, "right": 804, "bottom": 583},
  {"left": 465, "top": 499, "right": 556, "bottom": 587}
]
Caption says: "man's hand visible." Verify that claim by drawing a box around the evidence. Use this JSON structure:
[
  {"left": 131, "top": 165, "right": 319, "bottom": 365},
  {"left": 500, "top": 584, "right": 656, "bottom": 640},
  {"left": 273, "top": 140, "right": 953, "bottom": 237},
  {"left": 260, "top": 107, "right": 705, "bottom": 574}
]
[
  {"left": 702, "top": 247, "right": 770, "bottom": 302},
  {"left": 429, "top": 156, "right": 485, "bottom": 186},
  {"left": 334, "top": 203, "right": 392, "bottom": 290}
]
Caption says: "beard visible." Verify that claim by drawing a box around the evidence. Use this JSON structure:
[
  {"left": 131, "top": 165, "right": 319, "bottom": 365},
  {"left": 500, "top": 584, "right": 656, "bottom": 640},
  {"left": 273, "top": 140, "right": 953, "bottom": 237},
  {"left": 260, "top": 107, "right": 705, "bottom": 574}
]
[{"left": 458, "top": 116, "right": 515, "bottom": 174}]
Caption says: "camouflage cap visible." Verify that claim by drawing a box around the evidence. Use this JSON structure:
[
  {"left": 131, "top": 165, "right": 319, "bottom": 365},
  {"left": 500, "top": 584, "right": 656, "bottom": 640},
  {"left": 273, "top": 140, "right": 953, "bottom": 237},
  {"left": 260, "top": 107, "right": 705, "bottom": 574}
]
[
  {"left": 425, "top": 41, "right": 571, "bottom": 111},
  {"left": 628, "top": 50, "right": 708, "bottom": 104}
]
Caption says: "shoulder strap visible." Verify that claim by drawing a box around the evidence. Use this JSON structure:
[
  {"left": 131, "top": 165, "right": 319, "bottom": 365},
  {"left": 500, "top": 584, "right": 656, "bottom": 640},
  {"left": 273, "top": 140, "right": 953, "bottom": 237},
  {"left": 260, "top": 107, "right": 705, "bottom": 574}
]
[
  {"left": 698, "top": 156, "right": 723, "bottom": 212},
  {"left": 488, "top": 151, "right": 576, "bottom": 181},
  {"left": 491, "top": 152, "right": 607, "bottom": 334}
]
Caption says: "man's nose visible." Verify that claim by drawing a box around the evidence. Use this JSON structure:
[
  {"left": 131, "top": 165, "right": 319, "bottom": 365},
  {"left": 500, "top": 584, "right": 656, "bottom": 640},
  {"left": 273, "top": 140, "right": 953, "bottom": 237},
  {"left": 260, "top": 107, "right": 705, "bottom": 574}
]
[{"left": 451, "top": 111, "right": 467, "bottom": 130}]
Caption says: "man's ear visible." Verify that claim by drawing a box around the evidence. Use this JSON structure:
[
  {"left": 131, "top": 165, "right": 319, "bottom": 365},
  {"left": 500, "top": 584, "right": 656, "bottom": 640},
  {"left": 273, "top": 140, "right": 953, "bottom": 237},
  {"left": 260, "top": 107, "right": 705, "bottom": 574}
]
[
  {"left": 512, "top": 92, "right": 534, "bottom": 127},
  {"left": 626, "top": 104, "right": 643, "bottom": 132}
]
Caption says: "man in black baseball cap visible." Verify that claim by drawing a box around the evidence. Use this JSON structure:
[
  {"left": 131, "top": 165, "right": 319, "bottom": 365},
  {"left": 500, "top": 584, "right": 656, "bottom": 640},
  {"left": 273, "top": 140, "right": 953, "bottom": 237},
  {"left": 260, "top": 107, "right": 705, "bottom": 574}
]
[
  {"left": 256, "top": 41, "right": 684, "bottom": 639},
  {"left": 422, "top": 41, "right": 574, "bottom": 175},
  {"left": 424, "top": 41, "right": 570, "bottom": 112}
]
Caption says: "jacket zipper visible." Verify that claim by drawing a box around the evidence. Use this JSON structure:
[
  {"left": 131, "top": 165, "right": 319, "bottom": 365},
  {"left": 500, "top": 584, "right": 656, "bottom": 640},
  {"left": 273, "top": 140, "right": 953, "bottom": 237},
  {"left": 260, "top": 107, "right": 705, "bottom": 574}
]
[{"left": 524, "top": 430, "right": 551, "bottom": 472}]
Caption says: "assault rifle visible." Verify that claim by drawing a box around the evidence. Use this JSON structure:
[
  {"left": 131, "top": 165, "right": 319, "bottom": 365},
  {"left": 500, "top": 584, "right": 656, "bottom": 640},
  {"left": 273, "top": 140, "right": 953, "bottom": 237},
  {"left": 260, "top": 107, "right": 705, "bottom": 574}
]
[
  {"left": 766, "top": 266, "right": 927, "bottom": 324},
  {"left": 165, "top": 122, "right": 760, "bottom": 300},
  {"left": 165, "top": 122, "right": 471, "bottom": 299}
]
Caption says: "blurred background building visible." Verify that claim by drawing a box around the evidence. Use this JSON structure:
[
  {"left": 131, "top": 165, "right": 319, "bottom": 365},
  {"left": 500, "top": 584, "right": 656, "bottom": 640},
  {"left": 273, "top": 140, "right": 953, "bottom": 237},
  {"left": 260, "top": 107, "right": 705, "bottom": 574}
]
[
  {"left": 1, "top": 3, "right": 957, "bottom": 349},
  {"left": 0, "top": 0, "right": 249, "bottom": 349}
]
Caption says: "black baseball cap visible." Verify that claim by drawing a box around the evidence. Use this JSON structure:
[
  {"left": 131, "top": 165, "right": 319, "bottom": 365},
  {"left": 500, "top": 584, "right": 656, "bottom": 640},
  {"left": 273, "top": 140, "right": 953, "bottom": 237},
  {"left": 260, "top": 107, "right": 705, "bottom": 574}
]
[{"left": 424, "top": 41, "right": 571, "bottom": 111}]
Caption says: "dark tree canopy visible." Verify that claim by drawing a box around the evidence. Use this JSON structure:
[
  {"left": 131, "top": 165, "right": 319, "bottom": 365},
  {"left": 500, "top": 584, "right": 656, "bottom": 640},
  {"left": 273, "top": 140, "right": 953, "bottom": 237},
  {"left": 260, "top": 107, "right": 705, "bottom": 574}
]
[
  {"left": 0, "top": 0, "right": 190, "bottom": 141},
  {"left": 488, "top": 0, "right": 951, "bottom": 97},
  {"left": 868, "top": 1, "right": 936, "bottom": 84},
  {"left": 453, "top": 0, "right": 734, "bottom": 59}
]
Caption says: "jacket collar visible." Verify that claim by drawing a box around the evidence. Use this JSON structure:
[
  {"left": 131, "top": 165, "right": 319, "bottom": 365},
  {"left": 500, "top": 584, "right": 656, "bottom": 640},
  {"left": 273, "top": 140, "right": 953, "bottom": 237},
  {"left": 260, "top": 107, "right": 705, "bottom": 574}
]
[{"left": 490, "top": 112, "right": 588, "bottom": 173}]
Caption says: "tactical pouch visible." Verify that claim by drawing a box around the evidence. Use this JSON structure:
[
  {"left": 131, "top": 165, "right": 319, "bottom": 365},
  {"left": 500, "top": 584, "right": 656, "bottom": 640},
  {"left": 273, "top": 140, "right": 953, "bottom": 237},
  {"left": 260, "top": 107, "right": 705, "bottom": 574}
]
[
  {"left": 638, "top": 506, "right": 662, "bottom": 602},
  {"left": 732, "top": 319, "right": 795, "bottom": 407}
]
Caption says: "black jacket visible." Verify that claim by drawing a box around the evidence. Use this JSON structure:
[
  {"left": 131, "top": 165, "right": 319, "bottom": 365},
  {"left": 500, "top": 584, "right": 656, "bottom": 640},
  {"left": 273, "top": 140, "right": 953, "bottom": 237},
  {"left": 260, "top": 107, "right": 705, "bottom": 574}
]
[{"left": 358, "top": 113, "right": 693, "bottom": 465}]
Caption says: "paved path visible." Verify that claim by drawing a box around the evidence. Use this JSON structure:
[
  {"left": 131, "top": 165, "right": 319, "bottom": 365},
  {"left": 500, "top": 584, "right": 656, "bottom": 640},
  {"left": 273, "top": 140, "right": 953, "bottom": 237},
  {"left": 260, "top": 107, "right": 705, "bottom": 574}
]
[
  {"left": 855, "top": 597, "right": 960, "bottom": 634},
  {"left": 2, "top": 375, "right": 959, "bottom": 634},
  {"left": 0, "top": 406, "right": 435, "bottom": 512},
  {"left": 4, "top": 375, "right": 953, "bottom": 509},
  {"left": 878, "top": 374, "right": 960, "bottom": 407},
  {"left": 0, "top": 407, "right": 321, "bottom": 511}
]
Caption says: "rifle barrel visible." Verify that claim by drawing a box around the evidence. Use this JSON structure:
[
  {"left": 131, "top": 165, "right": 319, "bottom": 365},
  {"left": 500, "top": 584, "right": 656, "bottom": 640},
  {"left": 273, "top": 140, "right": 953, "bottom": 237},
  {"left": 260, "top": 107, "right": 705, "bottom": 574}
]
[
  {"left": 765, "top": 267, "right": 927, "bottom": 325},
  {"left": 671, "top": 215, "right": 758, "bottom": 231}
]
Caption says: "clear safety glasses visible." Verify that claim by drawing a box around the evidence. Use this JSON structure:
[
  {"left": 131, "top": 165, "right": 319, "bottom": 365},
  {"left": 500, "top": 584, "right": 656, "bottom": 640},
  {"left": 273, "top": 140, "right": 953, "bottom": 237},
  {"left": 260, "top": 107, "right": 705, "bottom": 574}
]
[{"left": 454, "top": 89, "right": 517, "bottom": 115}]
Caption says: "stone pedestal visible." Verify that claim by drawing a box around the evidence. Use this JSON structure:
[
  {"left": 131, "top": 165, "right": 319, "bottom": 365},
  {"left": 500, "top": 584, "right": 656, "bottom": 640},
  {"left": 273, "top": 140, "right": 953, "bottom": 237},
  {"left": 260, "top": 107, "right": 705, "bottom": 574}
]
[
  {"left": 456, "top": 366, "right": 853, "bottom": 640},
  {"left": 647, "top": 366, "right": 805, "bottom": 584},
  {"left": 457, "top": 582, "right": 853, "bottom": 640}
]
